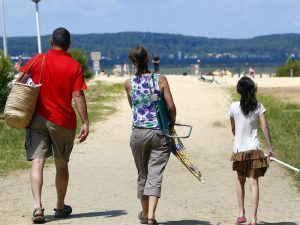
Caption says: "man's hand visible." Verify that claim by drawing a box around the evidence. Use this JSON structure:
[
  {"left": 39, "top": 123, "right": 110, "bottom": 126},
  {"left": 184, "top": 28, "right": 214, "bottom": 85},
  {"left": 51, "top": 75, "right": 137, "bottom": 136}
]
[
  {"left": 77, "top": 123, "right": 89, "bottom": 143},
  {"left": 73, "top": 90, "right": 89, "bottom": 143}
]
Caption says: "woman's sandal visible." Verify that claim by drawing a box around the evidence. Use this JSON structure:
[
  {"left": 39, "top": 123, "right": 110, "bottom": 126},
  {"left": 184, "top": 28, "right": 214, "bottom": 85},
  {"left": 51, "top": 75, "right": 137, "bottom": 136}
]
[
  {"left": 138, "top": 211, "right": 148, "bottom": 224},
  {"left": 32, "top": 207, "right": 45, "bottom": 224},
  {"left": 148, "top": 218, "right": 158, "bottom": 225}
]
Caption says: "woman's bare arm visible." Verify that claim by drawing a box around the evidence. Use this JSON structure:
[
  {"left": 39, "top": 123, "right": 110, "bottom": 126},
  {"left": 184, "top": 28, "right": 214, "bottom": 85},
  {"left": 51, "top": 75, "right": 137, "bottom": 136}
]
[
  {"left": 159, "top": 75, "right": 176, "bottom": 127},
  {"left": 124, "top": 79, "right": 132, "bottom": 108}
]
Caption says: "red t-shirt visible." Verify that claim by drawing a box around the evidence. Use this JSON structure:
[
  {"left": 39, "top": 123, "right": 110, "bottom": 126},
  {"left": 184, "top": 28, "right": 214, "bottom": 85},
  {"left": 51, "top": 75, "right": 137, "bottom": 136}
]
[{"left": 21, "top": 49, "right": 87, "bottom": 129}]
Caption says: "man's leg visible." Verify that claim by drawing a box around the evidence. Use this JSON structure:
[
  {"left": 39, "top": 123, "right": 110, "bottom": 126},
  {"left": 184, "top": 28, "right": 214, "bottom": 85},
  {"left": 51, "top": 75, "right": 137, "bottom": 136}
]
[
  {"left": 30, "top": 158, "right": 45, "bottom": 209},
  {"left": 54, "top": 158, "right": 69, "bottom": 209}
]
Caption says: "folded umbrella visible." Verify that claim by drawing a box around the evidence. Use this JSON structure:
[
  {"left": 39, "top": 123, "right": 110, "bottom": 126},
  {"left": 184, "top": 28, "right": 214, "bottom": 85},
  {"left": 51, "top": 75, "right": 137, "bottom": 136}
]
[{"left": 149, "top": 73, "right": 204, "bottom": 183}]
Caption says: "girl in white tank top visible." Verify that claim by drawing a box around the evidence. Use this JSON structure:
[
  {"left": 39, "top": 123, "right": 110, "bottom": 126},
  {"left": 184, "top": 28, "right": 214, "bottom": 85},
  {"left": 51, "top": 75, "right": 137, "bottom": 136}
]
[{"left": 229, "top": 76, "right": 274, "bottom": 225}]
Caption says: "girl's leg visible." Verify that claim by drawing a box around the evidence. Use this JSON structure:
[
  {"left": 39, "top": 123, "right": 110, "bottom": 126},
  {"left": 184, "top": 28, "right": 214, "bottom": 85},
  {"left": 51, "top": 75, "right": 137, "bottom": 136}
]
[
  {"left": 237, "top": 175, "right": 246, "bottom": 217},
  {"left": 249, "top": 177, "right": 259, "bottom": 224}
]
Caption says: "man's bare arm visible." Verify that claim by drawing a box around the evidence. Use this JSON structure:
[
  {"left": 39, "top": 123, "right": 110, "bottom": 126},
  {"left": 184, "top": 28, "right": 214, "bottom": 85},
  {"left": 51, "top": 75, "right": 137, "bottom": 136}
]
[{"left": 73, "top": 90, "right": 89, "bottom": 143}]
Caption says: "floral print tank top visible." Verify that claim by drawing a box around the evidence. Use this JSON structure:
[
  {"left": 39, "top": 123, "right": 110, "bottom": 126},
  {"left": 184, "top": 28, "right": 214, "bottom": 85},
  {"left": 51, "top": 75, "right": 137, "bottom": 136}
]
[{"left": 130, "top": 73, "right": 160, "bottom": 129}]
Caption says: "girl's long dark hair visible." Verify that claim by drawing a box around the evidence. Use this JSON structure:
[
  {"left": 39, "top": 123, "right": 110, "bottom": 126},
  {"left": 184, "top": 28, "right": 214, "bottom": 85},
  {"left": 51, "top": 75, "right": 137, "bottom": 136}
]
[
  {"left": 128, "top": 46, "right": 150, "bottom": 75},
  {"left": 237, "top": 76, "right": 258, "bottom": 115}
]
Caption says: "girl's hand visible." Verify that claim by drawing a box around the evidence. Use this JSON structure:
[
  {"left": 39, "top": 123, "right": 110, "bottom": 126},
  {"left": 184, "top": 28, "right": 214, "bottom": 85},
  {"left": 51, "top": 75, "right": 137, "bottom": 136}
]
[{"left": 267, "top": 150, "right": 275, "bottom": 162}]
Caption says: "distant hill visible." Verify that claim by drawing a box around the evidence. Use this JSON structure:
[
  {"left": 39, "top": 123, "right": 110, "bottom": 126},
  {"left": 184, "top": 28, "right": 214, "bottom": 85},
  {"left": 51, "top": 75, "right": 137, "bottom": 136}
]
[{"left": 1, "top": 32, "right": 300, "bottom": 66}]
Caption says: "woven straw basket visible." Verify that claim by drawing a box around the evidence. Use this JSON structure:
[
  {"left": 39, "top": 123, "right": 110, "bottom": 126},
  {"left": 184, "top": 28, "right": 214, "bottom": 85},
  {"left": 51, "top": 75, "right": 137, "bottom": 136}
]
[
  {"left": 4, "top": 55, "right": 45, "bottom": 129},
  {"left": 4, "top": 83, "right": 40, "bottom": 128}
]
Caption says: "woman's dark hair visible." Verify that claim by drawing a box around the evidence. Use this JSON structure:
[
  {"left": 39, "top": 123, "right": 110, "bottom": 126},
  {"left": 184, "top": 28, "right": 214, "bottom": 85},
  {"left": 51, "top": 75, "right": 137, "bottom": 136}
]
[
  {"left": 52, "top": 27, "right": 71, "bottom": 50},
  {"left": 237, "top": 76, "right": 258, "bottom": 115},
  {"left": 128, "top": 46, "right": 150, "bottom": 75}
]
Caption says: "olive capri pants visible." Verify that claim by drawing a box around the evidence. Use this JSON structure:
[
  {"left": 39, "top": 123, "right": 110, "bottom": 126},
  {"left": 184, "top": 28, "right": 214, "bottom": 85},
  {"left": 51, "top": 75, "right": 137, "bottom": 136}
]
[{"left": 130, "top": 128, "right": 171, "bottom": 199}]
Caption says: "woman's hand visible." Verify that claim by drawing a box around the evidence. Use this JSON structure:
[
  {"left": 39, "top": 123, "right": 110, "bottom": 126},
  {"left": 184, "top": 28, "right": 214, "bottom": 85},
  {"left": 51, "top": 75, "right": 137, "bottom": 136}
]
[{"left": 169, "top": 122, "right": 175, "bottom": 134}]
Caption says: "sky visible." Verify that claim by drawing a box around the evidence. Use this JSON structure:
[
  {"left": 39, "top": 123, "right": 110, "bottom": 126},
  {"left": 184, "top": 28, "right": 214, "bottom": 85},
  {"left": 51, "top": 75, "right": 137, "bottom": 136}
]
[{"left": 1, "top": 0, "right": 300, "bottom": 39}]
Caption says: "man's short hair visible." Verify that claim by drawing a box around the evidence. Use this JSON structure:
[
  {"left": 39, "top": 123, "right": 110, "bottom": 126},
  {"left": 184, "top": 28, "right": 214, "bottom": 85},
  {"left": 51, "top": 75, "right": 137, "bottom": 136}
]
[{"left": 52, "top": 27, "right": 71, "bottom": 49}]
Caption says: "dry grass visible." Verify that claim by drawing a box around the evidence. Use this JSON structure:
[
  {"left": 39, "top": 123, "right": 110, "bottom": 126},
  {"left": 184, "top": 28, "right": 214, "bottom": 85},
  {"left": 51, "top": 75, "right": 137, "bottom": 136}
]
[{"left": 258, "top": 87, "right": 300, "bottom": 104}]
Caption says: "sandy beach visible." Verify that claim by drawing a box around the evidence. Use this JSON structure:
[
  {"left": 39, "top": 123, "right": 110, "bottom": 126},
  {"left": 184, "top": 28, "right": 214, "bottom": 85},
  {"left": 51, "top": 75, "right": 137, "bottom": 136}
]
[{"left": 0, "top": 75, "right": 299, "bottom": 225}]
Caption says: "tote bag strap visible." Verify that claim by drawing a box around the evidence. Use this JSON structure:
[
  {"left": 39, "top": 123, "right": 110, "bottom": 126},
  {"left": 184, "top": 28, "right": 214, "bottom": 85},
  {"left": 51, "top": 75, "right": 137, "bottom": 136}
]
[
  {"left": 16, "top": 54, "right": 40, "bottom": 82},
  {"left": 38, "top": 55, "right": 46, "bottom": 84}
]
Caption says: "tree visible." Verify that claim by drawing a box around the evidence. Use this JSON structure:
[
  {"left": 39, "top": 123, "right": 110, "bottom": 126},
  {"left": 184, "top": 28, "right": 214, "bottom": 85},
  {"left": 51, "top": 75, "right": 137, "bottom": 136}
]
[
  {"left": 69, "top": 48, "right": 92, "bottom": 79},
  {"left": 0, "top": 50, "right": 14, "bottom": 112},
  {"left": 276, "top": 61, "right": 300, "bottom": 77}
]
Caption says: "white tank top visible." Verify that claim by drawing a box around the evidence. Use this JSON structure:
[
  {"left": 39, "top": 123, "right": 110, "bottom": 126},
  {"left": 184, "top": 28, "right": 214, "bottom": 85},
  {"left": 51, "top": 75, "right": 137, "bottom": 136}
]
[{"left": 229, "top": 101, "right": 266, "bottom": 153}]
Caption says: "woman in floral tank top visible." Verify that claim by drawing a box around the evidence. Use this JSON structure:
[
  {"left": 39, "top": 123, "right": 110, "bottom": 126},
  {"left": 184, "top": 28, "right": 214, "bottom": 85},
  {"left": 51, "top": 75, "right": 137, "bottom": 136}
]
[{"left": 124, "top": 46, "right": 176, "bottom": 225}]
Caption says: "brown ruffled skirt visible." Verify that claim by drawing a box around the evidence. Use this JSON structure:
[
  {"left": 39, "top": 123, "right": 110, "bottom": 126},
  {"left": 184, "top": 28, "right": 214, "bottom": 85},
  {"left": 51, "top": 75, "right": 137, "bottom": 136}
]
[{"left": 231, "top": 149, "right": 268, "bottom": 178}]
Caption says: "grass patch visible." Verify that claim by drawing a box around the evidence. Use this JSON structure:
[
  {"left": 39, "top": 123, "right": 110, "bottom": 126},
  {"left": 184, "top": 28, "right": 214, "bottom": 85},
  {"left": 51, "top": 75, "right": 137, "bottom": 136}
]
[
  {"left": 231, "top": 88, "right": 300, "bottom": 187},
  {"left": 0, "top": 80, "right": 124, "bottom": 176},
  {"left": 0, "top": 123, "right": 28, "bottom": 176},
  {"left": 81, "top": 81, "right": 124, "bottom": 127}
]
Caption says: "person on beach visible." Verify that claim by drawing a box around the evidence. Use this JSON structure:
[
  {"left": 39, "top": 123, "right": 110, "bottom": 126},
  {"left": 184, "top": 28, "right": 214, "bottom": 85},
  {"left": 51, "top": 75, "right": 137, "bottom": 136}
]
[
  {"left": 229, "top": 76, "right": 274, "bottom": 225},
  {"left": 124, "top": 46, "right": 176, "bottom": 225},
  {"left": 152, "top": 53, "right": 160, "bottom": 73},
  {"left": 14, "top": 55, "right": 23, "bottom": 72},
  {"left": 21, "top": 27, "right": 89, "bottom": 223}
]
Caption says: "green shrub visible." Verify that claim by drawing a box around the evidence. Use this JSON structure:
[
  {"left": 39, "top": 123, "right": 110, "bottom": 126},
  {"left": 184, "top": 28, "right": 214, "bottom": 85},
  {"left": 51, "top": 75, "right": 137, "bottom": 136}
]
[
  {"left": 0, "top": 50, "right": 14, "bottom": 112},
  {"left": 69, "top": 48, "right": 93, "bottom": 79},
  {"left": 276, "top": 61, "right": 300, "bottom": 77}
]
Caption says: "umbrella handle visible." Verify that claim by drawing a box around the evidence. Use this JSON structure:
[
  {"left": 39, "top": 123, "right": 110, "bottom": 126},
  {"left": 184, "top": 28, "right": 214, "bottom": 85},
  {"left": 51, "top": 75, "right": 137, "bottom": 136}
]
[
  {"left": 164, "top": 123, "right": 192, "bottom": 139},
  {"left": 265, "top": 154, "right": 300, "bottom": 173}
]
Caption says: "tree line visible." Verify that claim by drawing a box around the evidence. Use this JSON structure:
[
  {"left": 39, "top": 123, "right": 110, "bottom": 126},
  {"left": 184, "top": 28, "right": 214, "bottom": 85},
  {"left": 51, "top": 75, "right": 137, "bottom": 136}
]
[{"left": 1, "top": 32, "right": 300, "bottom": 60}]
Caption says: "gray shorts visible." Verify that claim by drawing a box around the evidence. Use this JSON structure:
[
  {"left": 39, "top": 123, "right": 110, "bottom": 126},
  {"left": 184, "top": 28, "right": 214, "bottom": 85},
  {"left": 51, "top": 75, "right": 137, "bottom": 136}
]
[
  {"left": 25, "top": 115, "right": 76, "bottom": 163},
  {"left": 130, "top": 128, "right": 171, "bottom": 199}
]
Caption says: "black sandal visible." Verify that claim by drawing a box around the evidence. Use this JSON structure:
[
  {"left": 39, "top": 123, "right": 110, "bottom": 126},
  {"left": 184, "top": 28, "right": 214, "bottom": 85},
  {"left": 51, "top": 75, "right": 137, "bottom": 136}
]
[{"left": 32, "top": 207, "right": 45, "bottom": 224}]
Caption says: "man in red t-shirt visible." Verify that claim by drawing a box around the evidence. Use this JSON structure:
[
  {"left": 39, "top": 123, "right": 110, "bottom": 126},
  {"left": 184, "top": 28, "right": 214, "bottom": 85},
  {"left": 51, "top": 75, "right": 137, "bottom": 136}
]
[{"left": 21, "top": 27, "right": 89, "bottom": 223}]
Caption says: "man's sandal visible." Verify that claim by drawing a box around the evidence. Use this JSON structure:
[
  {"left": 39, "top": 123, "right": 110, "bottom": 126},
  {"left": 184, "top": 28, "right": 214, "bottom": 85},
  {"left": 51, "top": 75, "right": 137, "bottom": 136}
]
[
  {"left": 54, "top": 204, "right": 72, "bottom": 218},
  {"left": 32, "top": 207, "right": 45, "bottom": 224},
  {"left": 138, "top": 211, "right": 148, "bottom": 224},
  {"left": 148, "top": 218, "right": 158, "bottom": 225}
]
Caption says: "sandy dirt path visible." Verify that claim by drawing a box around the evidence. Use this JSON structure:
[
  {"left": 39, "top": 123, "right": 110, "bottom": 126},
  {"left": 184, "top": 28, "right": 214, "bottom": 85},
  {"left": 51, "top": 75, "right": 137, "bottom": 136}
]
[{"left": 0, "top": 76, "right": 299, "bottom": 225}]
